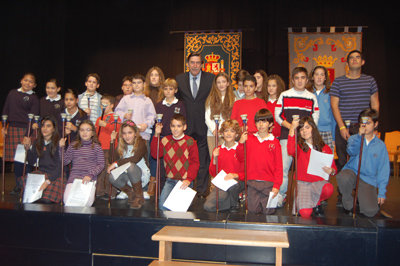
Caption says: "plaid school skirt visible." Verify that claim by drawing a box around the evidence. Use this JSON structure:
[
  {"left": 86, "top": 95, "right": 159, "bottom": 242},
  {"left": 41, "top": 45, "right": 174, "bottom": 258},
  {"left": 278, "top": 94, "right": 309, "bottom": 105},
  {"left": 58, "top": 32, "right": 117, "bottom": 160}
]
[
  {"left": 21, "top": 171, "right": 66, "bottom": 203},
  {"left": 4, "top": 126, "right": 26, "bottom": 161},
  {"left": 294, "top": 180, "right": 328, "bottom": 212},
  {"left": 320, "top": 131, "right": 334, "bottom": 153}
]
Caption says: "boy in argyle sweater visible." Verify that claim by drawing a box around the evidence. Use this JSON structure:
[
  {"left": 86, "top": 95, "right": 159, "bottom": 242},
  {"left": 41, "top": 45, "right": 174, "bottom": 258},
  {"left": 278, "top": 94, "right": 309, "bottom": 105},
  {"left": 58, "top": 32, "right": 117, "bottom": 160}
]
[{"left": 151, "top": 113, "right": 200, "bottom": 210}]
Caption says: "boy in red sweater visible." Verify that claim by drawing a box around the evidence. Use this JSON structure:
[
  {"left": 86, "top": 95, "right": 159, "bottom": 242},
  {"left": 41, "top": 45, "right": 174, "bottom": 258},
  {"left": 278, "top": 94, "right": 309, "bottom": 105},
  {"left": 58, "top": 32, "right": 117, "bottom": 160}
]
[
  {"left": 231, "top": 75, "right": 269, "bottom": 133},
  {"left": 204, "top": 120, "right": 245, "bottom": 212},
  {"left": 95, "top": 95, "right": 121, "bottom": 198},
  {"left": 237, "top": 108, "right": 283, "bottom": 214},
  {"left": 151, "top": 113, "right": 200, "bottom": 210}
]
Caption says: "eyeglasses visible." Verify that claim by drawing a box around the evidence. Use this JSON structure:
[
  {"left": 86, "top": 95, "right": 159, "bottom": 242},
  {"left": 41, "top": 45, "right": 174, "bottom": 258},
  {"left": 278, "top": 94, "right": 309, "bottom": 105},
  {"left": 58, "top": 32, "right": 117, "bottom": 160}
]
[{"left": 79, "top": 128, "right": 93, "bottom": 132}]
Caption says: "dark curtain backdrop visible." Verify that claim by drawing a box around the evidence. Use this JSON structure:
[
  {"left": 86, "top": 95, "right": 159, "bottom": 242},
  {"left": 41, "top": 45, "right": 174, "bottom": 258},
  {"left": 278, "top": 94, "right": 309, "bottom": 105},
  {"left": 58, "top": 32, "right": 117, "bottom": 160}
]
[{"left": 1, "top": 0, "right": 398, "bottom": 132}]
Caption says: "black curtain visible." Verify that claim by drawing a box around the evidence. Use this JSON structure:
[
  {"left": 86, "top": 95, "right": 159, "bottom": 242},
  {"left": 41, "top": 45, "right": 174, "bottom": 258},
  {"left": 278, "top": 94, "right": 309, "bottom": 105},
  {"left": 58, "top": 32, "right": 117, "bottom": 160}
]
[{"left": 1, "top": 0, "right": 399, "bottom": 132}]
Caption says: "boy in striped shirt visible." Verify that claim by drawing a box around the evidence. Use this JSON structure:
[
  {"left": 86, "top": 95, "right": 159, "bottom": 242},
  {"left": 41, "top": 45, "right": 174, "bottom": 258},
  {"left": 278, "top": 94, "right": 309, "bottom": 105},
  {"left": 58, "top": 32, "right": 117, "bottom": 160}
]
[{"left": 275, "top": 67, "right": 319, "bottom": 206}]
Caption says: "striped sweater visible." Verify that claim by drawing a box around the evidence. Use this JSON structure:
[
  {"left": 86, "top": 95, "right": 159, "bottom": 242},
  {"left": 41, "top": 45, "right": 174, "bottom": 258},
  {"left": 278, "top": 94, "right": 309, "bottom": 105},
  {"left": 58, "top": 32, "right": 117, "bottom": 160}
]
[
  {"left": 275, "top": 88, "right": 319, "bottom": 140},
  {"left": 61, "top": 139, "right": 105, "bottom": 183}
]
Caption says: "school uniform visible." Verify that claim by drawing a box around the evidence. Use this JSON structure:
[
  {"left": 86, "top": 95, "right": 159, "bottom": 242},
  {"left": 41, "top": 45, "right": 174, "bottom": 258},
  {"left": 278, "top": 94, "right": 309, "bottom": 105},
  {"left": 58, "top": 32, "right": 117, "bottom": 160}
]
[{"left": 39, "top": 95, "right": 64, "bottom": 120}]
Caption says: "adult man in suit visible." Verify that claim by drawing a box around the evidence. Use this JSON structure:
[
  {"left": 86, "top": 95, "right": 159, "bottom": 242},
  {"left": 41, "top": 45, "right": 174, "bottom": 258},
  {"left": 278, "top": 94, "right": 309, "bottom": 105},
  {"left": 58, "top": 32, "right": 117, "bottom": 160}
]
[{"left": 176, "top": 53, "right": 215, "bottom": 197}]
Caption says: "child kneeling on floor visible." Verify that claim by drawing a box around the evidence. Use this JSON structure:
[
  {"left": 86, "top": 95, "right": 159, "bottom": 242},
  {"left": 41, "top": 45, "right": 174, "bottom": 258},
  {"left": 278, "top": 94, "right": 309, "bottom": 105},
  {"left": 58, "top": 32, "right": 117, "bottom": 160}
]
[
  {"left": 288, "top": 116, "right": 336, "bottom": 218},
  {"left": 237, "top": 108, "right": 283, "bottom": 214},
  {"left": 204, "top": 119, "right": 245, "bottom": 212},
  {"left": 336, "top": 108, "right": 389, "bottom": 217}
]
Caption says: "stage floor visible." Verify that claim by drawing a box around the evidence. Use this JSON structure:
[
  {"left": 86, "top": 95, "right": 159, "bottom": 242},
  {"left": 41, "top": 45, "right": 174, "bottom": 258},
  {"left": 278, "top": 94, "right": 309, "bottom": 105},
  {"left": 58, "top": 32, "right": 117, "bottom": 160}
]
[
  {"left": 2, "top": 170, "right": 400, "bottom": 226},
  {"left": 1, "top": 171, "right": 400, "bottom": 266}
]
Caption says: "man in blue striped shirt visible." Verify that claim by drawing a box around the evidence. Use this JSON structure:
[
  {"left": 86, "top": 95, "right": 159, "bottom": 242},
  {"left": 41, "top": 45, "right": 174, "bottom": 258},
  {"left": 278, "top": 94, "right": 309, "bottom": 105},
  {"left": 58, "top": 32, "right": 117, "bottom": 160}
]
[{"left": 330, "top": 50, "right": 380, "bottom": 171}]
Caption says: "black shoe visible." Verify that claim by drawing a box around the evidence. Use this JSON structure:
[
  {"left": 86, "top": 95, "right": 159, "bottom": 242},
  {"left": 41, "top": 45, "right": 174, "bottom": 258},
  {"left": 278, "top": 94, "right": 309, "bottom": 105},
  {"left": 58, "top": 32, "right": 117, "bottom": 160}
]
[
  {"left": 313, "top": 205, "right": 324, "bottom": 216},
  {"left": 229, "top": 205, "right": 240, "bottom": 213},
  {"left": 10, "top": 186, "right": 21, "bottom": 195},
  {"left": 343, "top": 208, "right": 353, "bottom": 216}
]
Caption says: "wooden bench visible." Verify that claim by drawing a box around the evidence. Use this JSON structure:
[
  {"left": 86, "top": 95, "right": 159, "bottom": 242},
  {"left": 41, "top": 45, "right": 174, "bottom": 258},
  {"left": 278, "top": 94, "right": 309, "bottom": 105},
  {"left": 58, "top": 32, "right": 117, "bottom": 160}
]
[{"left": 151, "top": 225, "right": 289, "bottom": 266}]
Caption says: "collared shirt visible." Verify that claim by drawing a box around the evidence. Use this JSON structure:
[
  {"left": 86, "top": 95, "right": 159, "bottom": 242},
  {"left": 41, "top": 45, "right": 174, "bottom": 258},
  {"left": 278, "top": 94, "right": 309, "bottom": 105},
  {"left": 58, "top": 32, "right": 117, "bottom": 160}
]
[
  {"left": 79, "top": 91, "right": 101, "bottom": 124},
  {"left": 46, "top": 94, "right": 61, "bottom": 102},
  {"left": 162, "top": 97, "right": 178, "bottom": 107},
  {"left": 254, "top": 132, "right": 274, "bottom": 143},
  {"left": 221, "top": 142, "right": 238, "bottom": 151},
  {"left": 189, "top": 71, "right": 202, "bottom": 96},
  {"left": 17, "top": 88, "right": 34, "bottom": 95},
  {"left": 65, "top": 108, "right": 79, "bottom": 120}
]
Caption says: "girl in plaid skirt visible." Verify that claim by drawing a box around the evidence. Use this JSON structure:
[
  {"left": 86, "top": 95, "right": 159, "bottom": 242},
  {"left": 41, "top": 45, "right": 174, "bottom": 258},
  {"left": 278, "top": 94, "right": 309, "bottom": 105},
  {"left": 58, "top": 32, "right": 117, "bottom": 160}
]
[
  {"left": 2, "top": 73, "right": 40, "bottom": 194},
  {"left": 288, "top": 116, "right": 337, "bottom": 218},
  {"left": 22, "top": 116, "right": 64, "bottom": 203}
]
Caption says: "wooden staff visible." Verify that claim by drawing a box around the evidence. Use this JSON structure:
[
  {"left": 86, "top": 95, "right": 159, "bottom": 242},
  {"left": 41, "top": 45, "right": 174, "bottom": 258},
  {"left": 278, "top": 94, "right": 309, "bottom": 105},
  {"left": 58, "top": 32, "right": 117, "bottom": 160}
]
[
  {"left": 66, "top": 114, "right": 72, "bottom": 146},
  {"left": 292, "top": 115, "right": 299, "bottom": 215},
  {"left": 213, "top": 115, "right": 220, "bottom": 213},
  {"left": 20, "top": 113, "right": 34, "bottom": 202},
  {"left": 2, "top": 115, "right": 8, "bottom": 199},
  {"left": 353, "top": 117, "right": 368, "bottom": 218},
  {"left": 240, "top": 114, "right": 248, "bottom": 213},
  {"left": 60, "top": 113, "right": 67, "bottom": 206},
  {"left": 97, "top": 104, "right": 107, "bottom": 137},
  {"left": 155, "top": 114, "right": 163, "bottom": 211},
  {"left": 33, "top": 116, "right": 40, "bottom": 171},
  {"left": 108, "top": 114, "right": 119, "bottom": 208}
]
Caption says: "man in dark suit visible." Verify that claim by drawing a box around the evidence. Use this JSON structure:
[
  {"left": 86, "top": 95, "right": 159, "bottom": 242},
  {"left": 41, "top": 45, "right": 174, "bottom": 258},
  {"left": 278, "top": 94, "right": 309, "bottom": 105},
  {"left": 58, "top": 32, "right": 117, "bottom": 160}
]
[{"left": 176, "top": 53, "right": 215, "bottom": 197}]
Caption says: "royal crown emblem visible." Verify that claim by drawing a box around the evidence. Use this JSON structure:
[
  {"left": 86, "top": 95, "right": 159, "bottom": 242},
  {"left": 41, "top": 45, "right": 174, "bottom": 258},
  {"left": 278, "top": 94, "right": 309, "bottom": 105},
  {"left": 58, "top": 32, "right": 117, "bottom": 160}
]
[
  {"left": 203, "top": 52, "right": 225, "bottom": 75},
  {"left": 312, "top": 55, "right": 337, "bottom": 68}
]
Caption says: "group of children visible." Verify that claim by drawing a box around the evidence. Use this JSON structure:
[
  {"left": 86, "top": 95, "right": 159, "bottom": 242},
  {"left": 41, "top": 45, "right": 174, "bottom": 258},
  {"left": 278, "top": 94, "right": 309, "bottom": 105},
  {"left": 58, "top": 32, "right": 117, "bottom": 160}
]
[{"left": 1, "top": 62, "right": 390, "bottom": 218}]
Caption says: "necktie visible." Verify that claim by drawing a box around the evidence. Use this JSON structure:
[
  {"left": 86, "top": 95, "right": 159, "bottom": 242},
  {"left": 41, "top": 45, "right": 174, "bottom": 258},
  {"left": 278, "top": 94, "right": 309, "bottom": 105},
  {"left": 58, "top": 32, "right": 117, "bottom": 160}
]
[{"left": 192, "top": 76, "right": 198, "bottom": 98}]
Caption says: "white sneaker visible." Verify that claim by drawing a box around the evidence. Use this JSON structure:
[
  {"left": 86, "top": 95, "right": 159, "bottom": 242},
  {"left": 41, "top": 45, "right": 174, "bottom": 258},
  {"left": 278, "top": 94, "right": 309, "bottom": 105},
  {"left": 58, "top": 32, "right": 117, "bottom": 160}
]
[
  {"left": 116, "top": 191, "right": 128, "bottom": 199},
  {"left": 143, "top": 191, "right": 150, "bottom": 199}
]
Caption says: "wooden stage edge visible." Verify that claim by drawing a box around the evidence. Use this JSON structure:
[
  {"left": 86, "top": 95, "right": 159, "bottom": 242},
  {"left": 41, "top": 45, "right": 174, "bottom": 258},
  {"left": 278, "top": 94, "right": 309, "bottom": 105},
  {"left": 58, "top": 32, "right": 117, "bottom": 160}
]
[{"left": 0, "top": 193, "right": 400, "bottom": 266}]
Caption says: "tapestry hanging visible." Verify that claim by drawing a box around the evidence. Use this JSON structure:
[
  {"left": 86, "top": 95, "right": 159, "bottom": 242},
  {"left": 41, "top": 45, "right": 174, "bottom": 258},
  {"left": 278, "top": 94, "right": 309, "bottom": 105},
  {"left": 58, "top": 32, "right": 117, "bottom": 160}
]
[
  {"left": 288, "top": 31, "right": 362, "bottom": 83},
  {"left": 184, "top": 32, "right": 242, "bottom": 87}
]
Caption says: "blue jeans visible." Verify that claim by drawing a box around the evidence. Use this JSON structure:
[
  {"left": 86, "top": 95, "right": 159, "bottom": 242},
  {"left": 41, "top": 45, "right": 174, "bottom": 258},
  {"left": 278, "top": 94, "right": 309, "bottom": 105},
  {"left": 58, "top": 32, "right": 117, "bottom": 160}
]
[
  {"left": 279, "top": 139, "right": 292, "bottom": 199},
  {"left": 159, "top": 178, "right": 193, "bottom": 211}
]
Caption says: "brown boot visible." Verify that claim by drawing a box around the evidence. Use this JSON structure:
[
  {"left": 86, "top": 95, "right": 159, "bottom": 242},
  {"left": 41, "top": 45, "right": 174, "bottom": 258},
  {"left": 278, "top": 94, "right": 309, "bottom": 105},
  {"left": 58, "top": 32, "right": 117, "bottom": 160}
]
[
  {"left": 147, "top": 176, "right": 156, "bottom": 196},
  {"left": 120, "top": 185, "right": 134, "bottom": 205},
  {"left": 130, "top": 182, "right": 145, "bottom": 209}
]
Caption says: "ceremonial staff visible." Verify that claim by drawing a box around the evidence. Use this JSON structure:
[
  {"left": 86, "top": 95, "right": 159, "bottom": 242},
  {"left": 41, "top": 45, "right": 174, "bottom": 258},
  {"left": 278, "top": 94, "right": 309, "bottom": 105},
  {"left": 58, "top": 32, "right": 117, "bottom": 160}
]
[
  {"left": 240, "top": 114, "right": 248, "bottom": 213},
  {"left": 1, "top": 115, "right": 8, "bottom": 198},
  {"left": 20, "top": 113, "right": 34, "bottom": 202},
  {"left": 108, "top": 114, "right": 120, "bottom": 208},
  {"left": 155, "top": 114, "right": 163, "bottom": 211},
  {"left": 213, "top": 115, "right": 220, "bottom": 212},
  {"left": 97, "top": 103, "right": 107, "bottom": 137},
  {"left": 60, "top": 113, "right": 67, "bottom": 205},
  {"left": 34, "top": 116, "right": 40, "bottom": 171},
  {"left": 353, "top": 116, "right": 368, "bottom": 218}
]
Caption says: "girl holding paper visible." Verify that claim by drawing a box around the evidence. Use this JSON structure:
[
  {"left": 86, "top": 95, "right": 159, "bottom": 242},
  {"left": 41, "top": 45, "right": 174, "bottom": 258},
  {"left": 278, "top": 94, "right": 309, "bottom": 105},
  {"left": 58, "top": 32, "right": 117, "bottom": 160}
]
[
  {"left": 203, "top": 120, "right": 244, "bottom": 212},
  {"left": 288, "top": 116, "right": 336, "bottom": 218},
  {"left": 22, "top": 116, "right": 64, "bottom": 203},
  {"left": 107, "top": 120, "right": 149, "bottom": 209},
  {"left": 60, "top": 120, "right": 104, "bottom": 207}
]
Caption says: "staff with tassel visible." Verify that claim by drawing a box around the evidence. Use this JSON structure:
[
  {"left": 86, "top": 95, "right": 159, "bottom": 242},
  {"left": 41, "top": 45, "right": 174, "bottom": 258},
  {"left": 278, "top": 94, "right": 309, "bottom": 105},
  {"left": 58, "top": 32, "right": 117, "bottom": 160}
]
[
  {"left": 292, "top": 115, "right": 299, "bottom": 215},
  {"left": 240, "top": 114, "right": 248, "bottom": 213},
  {"left": 352, "top": 116, "right": 368, "bottom": 218},
  {"left": 20, "top": 113, "right": 34, "bottom": 202},
  {"left": 1, "top": 115, "right": 8, "bottom": 199},
  {"left": 213, "top": 114, "right": 220, "bottom": 212},
  {"left": 108, "top": 114, "right": 120, "bottom": 208},
  {"left": 154, "top": 114, "right": 163, "bottom": 211},
  {"left": 60, "top": 113, "right": 67, "bottom": 205},
  {"left": 97, "top": 103, "right": 107, "bottom": 137},
  {"left": 33, "top": 116, "right": 40, "bottom": 171}
]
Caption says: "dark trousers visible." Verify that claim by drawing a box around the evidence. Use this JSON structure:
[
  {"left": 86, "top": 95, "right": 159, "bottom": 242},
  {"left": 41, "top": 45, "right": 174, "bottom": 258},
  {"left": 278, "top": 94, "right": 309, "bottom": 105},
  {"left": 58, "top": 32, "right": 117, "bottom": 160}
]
[
  {"left": 335, "top": 124, "right": 359, "bottom": 171},
  {"left": 190, "top": 133, "right": 210, "bottom": 195}
]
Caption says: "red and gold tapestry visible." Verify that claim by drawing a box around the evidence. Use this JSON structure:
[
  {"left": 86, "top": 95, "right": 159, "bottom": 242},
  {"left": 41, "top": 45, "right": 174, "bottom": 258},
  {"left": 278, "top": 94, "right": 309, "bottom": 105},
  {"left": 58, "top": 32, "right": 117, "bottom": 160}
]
[
  {"left": 288, "top": 31, "right": 362, "bottom": 83},
  {"left": 184, "top": 32, "right": 242, "bottom": 86}
]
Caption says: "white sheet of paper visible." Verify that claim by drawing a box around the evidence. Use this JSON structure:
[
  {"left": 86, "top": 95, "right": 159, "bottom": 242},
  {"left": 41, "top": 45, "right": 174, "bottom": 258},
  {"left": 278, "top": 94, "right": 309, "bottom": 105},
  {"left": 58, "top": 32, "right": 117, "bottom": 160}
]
[
  {"left": 307, "top": 148, "right": 334, "bottom": 180},
  {"left": 65, "top": 179, "right": 96, "bottom": 207},
  {"left": 163, "top": 181, "right": 197, "bottom": 212},
  {"left": 111, "top": 162, "right": 131, "bottom": 181},
  {"left": 211, "top": 169, "right": 238, "bottom": 191},
  {"left": 266, "top": 191, "right": 281, "bottom": 209},
  {"left": 14, "top": 144, "right": 27, "bottom": 163},
  {"left": 23, "top": 173, "right": 45, "bottom": 203}
]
